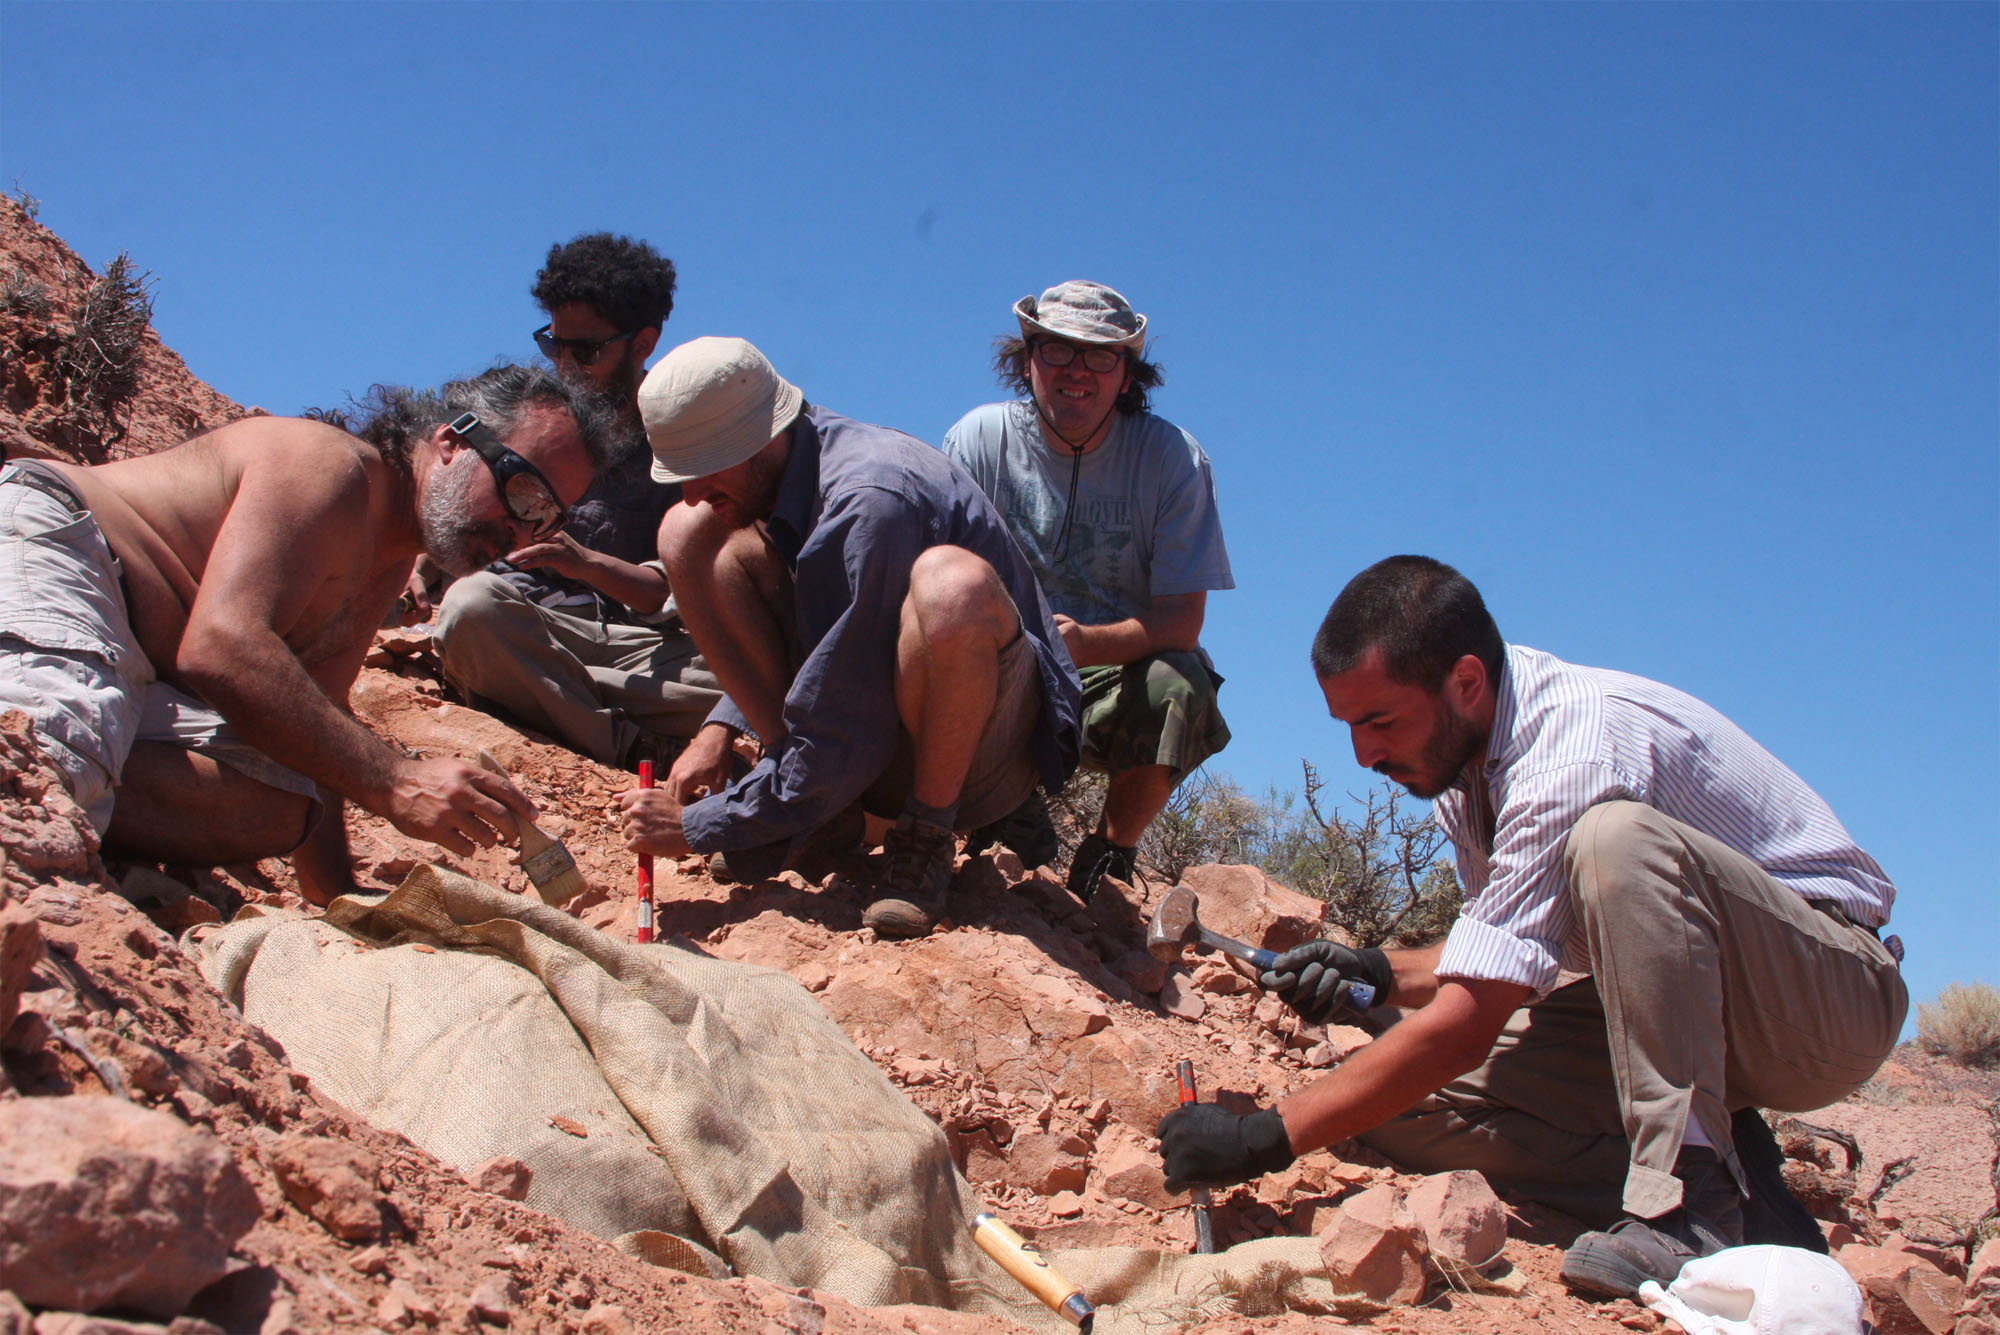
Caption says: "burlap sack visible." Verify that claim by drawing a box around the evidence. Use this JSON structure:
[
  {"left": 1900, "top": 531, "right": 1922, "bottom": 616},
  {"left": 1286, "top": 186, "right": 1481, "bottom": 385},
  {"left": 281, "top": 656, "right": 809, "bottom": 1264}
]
[{"left": 189, "top": 866, "right": 1371, "bottom": 1329}]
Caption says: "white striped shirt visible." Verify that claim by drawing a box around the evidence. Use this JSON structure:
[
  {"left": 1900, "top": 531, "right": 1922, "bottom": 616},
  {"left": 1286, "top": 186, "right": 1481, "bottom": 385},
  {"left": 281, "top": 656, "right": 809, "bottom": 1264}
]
[{"left": 1434, "top": 645, "right": 1896, "bottom": 993}]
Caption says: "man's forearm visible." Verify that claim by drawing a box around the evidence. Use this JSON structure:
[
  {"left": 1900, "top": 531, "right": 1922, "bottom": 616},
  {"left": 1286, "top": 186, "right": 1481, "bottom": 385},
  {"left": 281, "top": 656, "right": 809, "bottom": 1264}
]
[
  {"left": 1275, "top": 977, "right": 1529, "bottom": 1156},
  {"left": 559, "top": 551, "right": 670, "bottom": 614},
  {"left": 177, "top": 622, "right": 403, "bottom": 812}
]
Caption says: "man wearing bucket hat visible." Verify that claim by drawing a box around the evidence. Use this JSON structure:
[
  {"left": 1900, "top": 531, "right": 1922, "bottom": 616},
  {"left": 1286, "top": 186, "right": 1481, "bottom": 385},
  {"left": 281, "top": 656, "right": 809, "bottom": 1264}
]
[
  {"left": 943, "top": 281, "right": 1233, "bottom": 899},
  {"left": 614, "top": 337, "right": 1081, "bottom": 936}
]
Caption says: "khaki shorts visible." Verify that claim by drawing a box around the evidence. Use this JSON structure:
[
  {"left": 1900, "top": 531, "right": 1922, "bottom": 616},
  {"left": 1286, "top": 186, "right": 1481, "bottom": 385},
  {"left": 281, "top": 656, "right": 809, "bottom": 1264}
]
[
  {"left": 863, "top": 629, "right": 1042, "bottom": 831},
  {"left": 0, "top": 462, "right": 320, "bottom": 836}
]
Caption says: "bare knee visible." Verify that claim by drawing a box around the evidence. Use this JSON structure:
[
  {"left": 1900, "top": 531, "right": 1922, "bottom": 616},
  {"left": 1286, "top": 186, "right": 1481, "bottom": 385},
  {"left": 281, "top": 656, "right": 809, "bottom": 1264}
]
[
  {"left": 658, "top": 501, "right": 735, "bottom": 577},
  {"left": 904, "top": 546, "right": 1014, "bottom": 644}
]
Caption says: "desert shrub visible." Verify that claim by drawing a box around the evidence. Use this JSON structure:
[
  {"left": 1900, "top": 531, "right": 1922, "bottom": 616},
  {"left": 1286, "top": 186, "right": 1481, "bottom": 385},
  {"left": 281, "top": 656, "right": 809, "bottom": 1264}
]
[
  {"left": 1256, "top": 761, "right": 1462, "bottom": 948},
  {"left": 1048, "top": 758, "right": 1460, "bottom": 948},
  {"left": 1049, "top": 766, "right": 1269, "bottom": 884},
  {"left": 5, "top": 179, "right": 39, "bottom": 220},
  {"left": 57, "top": 251, "right": 153, "bottom": 442},
  {"left": 1916, "top": 981, "right": 2000, "bottom": 1068},
  {"left": 3, "top": 268, "right": 51, "bottom": 320}
]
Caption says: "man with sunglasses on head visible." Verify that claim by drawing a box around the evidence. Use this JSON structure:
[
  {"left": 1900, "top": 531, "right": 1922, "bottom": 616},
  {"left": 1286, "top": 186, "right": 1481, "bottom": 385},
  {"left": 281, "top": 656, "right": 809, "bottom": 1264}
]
[
  {"left": 429, "top": 232, "right": 721, "bottom": 773},
  {"left": 0, "top": 365, "right": 614, "bottom": 905},
  {"left": 942, "top": 282, "right": 1233, "bottom": 902},
  {"left": 615, "top": 337, "right": 1081, "bottom": 937}
]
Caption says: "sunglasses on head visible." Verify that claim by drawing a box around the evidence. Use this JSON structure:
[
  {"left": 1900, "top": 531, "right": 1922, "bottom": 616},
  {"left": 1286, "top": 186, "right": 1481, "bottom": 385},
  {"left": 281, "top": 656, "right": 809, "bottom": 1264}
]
[
  {"left": 532, "top": 323, "right": 640, "bottom": 368},
  {"left": 1033, "top": 340, "right": 1127, "bottom": 374},
  {"left": 446, "top": 412, "right": 568, "bottom": 542}
]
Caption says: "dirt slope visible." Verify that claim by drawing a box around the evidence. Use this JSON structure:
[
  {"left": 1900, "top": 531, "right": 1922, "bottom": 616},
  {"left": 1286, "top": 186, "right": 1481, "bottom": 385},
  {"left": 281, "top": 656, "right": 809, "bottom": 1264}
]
[{"left": 2, "top": 202, "right": 1992, "bottom": 1335}]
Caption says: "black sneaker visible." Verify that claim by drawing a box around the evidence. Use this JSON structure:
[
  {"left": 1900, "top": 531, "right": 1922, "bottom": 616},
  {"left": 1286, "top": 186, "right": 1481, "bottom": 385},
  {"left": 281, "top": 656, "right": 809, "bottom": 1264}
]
[
  {"left": 861, "top": 816, "right": 957, "bottom": 938},
  {"left": 1561, "top": 1148, "right": 1744, "bottom": 1298},
  {"left": 969, "top": 791, "right": 1058, "bottom": 869},
  {"left": 1064, "top": 832, "right": 1135, "bottom": 904}
]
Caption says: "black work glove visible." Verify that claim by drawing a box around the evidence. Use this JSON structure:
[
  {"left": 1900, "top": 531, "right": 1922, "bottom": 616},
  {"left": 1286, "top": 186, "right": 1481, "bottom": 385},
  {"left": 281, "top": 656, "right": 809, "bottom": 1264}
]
[
  {"left": 1260, "top": 941, "right": 1392, "bottom": 1024},
  {"left": 1156, "top": 1103, "right": 1295, "bottom": 1193}
]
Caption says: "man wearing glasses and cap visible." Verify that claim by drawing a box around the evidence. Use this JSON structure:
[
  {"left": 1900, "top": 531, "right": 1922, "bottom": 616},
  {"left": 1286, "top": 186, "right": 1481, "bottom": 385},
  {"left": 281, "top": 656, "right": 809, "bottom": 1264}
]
[
  {"left": 943, "top": 282, "right": 1234, "bottom": 901},
  {"left": 0, "top": 366, "right": 614, "bottom": 904},
  {"left": 428, "top": 233, "right": 720, "bottom": 773},
  {"left": 615, "top": 337, "right": 1081, "bottom": 937}
]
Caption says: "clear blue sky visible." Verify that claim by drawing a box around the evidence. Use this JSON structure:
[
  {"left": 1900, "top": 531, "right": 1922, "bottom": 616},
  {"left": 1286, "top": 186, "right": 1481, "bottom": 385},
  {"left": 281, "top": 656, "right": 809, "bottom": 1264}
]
[{"left": 5, "top": 3, "right": 1994, "bottom": 1020}]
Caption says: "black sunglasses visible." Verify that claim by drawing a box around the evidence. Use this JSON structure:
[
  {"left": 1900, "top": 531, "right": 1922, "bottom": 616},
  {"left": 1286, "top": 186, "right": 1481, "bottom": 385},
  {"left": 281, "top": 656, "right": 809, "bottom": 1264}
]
[
  {"left": 446, "top": 412, "right": 568, "bottom": 542},
  {"left": 1033, "top": 340, "right": 1127, "bottom": 374},
  {"left": 532, "top": 323, "right": 640, "bottom": 368}
]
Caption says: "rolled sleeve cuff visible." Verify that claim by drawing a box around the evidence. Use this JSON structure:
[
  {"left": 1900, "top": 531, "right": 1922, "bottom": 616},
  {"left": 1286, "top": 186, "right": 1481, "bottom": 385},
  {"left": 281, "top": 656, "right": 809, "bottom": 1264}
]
[
  {"left": 679, "top": 792, "right": 729, "bottom": 854},
  {"left": 1437, "top": 917, "right": 1562, "bottom": 996}
]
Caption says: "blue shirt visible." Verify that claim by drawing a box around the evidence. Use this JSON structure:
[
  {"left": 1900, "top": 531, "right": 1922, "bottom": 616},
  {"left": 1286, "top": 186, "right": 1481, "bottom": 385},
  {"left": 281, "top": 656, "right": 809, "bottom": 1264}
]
[
  {"left": 681, "top": 405, "right": 1082, "bottom": 854},
  {"left": 1435, "top": 644, "right": 1897, "bottom": 994}
]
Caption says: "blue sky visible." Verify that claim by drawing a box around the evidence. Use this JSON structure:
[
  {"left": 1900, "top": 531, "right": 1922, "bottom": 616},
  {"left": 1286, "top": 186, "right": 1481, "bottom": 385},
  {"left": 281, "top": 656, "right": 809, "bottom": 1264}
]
[{"left": 5, "top": 3, "right": 1994, "bottom": 1020}]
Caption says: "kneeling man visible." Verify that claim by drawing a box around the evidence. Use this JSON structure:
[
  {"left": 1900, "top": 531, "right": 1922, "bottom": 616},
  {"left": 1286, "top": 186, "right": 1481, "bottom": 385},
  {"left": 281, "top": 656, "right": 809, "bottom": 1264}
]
[
  {"left": 0, "top": 366, "right": 613, "bottom": 903},
  {"left": 616, "top": 338, "right": 1081, "bottom": 936},
  {"left": 1158, "top": 555, "right": 1905, "bottom": 1299}
]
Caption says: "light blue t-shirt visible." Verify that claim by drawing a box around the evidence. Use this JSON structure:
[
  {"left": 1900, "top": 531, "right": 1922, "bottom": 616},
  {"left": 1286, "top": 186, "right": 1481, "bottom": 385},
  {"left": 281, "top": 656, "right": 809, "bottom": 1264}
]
[{"left": 941, "top": 400, "right": 1233, "bottom": 626}]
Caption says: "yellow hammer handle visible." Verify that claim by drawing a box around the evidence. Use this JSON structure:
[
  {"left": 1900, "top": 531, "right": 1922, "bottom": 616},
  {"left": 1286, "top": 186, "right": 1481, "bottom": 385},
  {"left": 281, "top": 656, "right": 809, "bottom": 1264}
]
[{"left": 970, "top": 1213, "right": 1093, "bottom": 1328}]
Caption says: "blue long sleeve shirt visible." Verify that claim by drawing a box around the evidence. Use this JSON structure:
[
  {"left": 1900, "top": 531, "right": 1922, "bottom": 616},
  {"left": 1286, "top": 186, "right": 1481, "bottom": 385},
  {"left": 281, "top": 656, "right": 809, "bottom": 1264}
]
[{"left": 680, "top": 405, "right": 1081, "bottom": 855}]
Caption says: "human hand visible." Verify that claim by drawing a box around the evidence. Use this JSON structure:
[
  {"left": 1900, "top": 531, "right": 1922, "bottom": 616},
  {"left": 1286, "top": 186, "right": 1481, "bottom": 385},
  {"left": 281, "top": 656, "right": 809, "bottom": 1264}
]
[
  {"left": 667, "top": 724, "right": 737, "bottom": 803},
  {"left": 397, "top": 564, "right": 434, "bottom": 625},
  {"left": 618, "top": 788, "right": 692, "bottom": 858},
  {"left": 505, "top": 531, "right": 594, "bottom": 580},
  {"left": 1155, "top": 1103, "right": 1295, "bottom": 1193},
  {"left": 1052, "top": 614, "right": 1085, "bottom": 662},
  {"left": 385, "top": 757, "right": 535, "bottom": 855},
  {"left": 1259, "top": 941, "right": 1393, "bottom": 1024}
]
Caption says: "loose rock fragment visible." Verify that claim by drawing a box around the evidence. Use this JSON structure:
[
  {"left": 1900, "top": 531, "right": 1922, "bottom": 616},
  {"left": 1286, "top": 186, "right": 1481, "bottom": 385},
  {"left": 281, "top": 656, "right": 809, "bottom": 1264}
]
[
  {"left": 1317, "top": 1182, "right": 1428, "bottom": 1306},
  {"left": 0, "top": 1095, "right": 257, "bottom": 1318},
  {"left": 269, "top": 1134, "right": 388, "bottom": 1243}
]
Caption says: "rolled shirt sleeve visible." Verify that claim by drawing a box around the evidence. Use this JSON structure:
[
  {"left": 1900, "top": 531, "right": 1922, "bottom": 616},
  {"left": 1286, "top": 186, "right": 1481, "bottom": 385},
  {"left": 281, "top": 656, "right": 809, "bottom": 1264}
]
[{"left": 1436, "top": 760, "right": 1637, "bottom": 995}]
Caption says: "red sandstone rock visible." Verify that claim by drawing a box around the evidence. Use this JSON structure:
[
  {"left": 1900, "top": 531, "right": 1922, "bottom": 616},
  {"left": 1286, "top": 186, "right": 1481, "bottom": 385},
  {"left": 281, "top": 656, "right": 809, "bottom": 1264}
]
[
  {"left": 1178, "top": 862, "right": 1325, "bottom": 954},
  {"left": 0, "top": 904, "right": 40, "bottom": 1034},
  {"left": 468, "top": 1155, "right": 534, "bottom": 1201},
  {"left": 1837, "top": 1243, "right": 1964, "bottom": 1334},
  {"left": 1093, "top": 1127, "right": 1180, "bottom": 1212},
  {"left": 270, "top": 1134, "right": 389, "bottom": 1243},
  {"left": 0, "top": 1095, "right": 258, "bottom": 1318},
  {"left": 1405, "top": 1170, "right": 1507, "bottom": 1271},
  {"left": 1317, "top": 1182, "right": 1428, "bottom": 1305}
]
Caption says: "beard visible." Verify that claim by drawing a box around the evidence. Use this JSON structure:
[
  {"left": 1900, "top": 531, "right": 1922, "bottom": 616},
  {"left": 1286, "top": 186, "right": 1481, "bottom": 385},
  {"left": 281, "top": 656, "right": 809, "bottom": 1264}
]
[
  {"left": 1385, "top": 696, "right": 1486, "bottom": 799},
  {"left": 419, "top": 457, "right": 513, "bottom": 576}
]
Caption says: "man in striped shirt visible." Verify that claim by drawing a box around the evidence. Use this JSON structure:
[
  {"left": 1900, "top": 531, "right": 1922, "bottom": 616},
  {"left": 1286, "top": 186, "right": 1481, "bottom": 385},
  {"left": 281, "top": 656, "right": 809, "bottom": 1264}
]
[{"left": 1157, "top": 555, "right": 1906, "bottom": 1299}]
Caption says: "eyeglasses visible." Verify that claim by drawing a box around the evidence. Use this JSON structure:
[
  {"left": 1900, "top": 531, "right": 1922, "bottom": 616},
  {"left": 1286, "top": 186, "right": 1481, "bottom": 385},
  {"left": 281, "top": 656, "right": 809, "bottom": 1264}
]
[
  {"left": 532, "top": 324, "right": 640, "bottom": 368},
  {"left": 446, "top": 411, "right": 568, "bottom": 542},
  {"left": 1033, "top": 340, "right": 1126, "bottom": 374}
]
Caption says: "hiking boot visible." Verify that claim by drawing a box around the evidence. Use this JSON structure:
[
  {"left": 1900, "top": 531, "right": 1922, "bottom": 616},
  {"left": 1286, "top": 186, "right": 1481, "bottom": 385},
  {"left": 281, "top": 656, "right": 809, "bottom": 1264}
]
[
  {"left": 969, "top": 791, "right": 1058, "bottom": 869},
  {"left": 1065, "top": 832, "right": 1135, "bottom": 904},
  {"left": 1561, "top": 1148, "right": 1744, "bottom": 1298},
  {"left": 1733, "top": 1107, "right": 1829, "bottom": 1253},
  {"left": 861, "top": 816, "right": 957, "bottom": 938}
]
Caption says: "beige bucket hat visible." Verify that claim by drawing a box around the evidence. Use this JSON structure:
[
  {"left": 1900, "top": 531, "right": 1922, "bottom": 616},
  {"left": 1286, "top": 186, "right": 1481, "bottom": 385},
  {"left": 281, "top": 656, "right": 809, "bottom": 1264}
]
[
  {"left": 1013, "top": 280, "right": 1147, "bottom": 351},
  {"left": 639, "top": 336, "right": 803, "bottom": 483}
]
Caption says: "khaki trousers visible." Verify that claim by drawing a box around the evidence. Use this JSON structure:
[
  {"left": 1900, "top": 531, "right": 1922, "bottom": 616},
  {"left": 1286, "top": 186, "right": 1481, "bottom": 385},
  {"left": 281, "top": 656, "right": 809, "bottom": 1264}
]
[
  {"left": 1361, "top": 801, "right": 1906, "bottom": 1224},
  {"left": 434, "top": 573, "right": 722, "bottom": 768}
]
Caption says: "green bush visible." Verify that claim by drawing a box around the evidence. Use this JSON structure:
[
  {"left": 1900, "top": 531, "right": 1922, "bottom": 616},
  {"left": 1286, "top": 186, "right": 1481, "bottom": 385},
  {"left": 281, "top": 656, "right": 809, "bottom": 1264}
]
[{"left": 1915, "top": 981, "right": 2000, "bottom": 1068}]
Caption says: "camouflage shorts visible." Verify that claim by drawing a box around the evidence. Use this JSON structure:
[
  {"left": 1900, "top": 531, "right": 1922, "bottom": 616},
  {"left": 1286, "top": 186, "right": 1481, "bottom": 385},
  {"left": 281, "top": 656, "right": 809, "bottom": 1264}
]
[{"left": 1077, "top": 650, "right": 1229, "bottom": 780}]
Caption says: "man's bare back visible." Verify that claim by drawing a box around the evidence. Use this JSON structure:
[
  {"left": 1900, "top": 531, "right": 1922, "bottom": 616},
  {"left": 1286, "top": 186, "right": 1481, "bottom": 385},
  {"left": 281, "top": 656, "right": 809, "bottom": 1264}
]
[{"left": 52, "top": 417, "right": 422, "bottom": 704}]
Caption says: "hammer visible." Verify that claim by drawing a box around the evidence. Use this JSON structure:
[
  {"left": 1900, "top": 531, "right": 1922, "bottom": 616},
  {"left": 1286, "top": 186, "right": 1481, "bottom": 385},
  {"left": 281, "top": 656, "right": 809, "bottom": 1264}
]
[
  {"left": 1145, "top": 886, "right": 1378, "bottom": 1011},
  {"left": 1146, "top": 885, "right": 1280, "bottom": 971}
]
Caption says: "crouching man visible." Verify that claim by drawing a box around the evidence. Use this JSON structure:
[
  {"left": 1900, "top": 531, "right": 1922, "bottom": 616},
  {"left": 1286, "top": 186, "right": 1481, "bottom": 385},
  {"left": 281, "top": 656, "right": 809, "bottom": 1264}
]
[
  {"left": 0, "top": 366, "right": 613, "bottom": 903},
  {"left": 1157, "top": 555, "right": 1905, "bottom": 1299},
  {"left": 616, "top": 337, "right": 1080, "bottom": 936}
]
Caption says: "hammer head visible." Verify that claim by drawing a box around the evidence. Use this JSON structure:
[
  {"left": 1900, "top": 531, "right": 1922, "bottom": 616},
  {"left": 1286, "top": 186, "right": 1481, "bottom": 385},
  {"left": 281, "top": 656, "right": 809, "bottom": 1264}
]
[{"left": 1146, "top": 886, "right": 1201, "bottom": 963}]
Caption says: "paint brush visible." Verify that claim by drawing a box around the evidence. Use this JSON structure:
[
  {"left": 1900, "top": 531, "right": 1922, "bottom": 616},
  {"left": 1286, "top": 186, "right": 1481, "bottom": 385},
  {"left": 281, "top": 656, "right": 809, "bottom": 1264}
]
[{"left": 474, "top": 749, "right": 587, "bottom": 905}]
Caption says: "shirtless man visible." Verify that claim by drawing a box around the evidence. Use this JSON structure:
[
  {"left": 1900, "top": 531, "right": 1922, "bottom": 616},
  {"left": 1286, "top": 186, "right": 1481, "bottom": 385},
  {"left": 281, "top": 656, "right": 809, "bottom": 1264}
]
[{"left": 0, "top": 364, "right": 614, "bottom": 903}]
